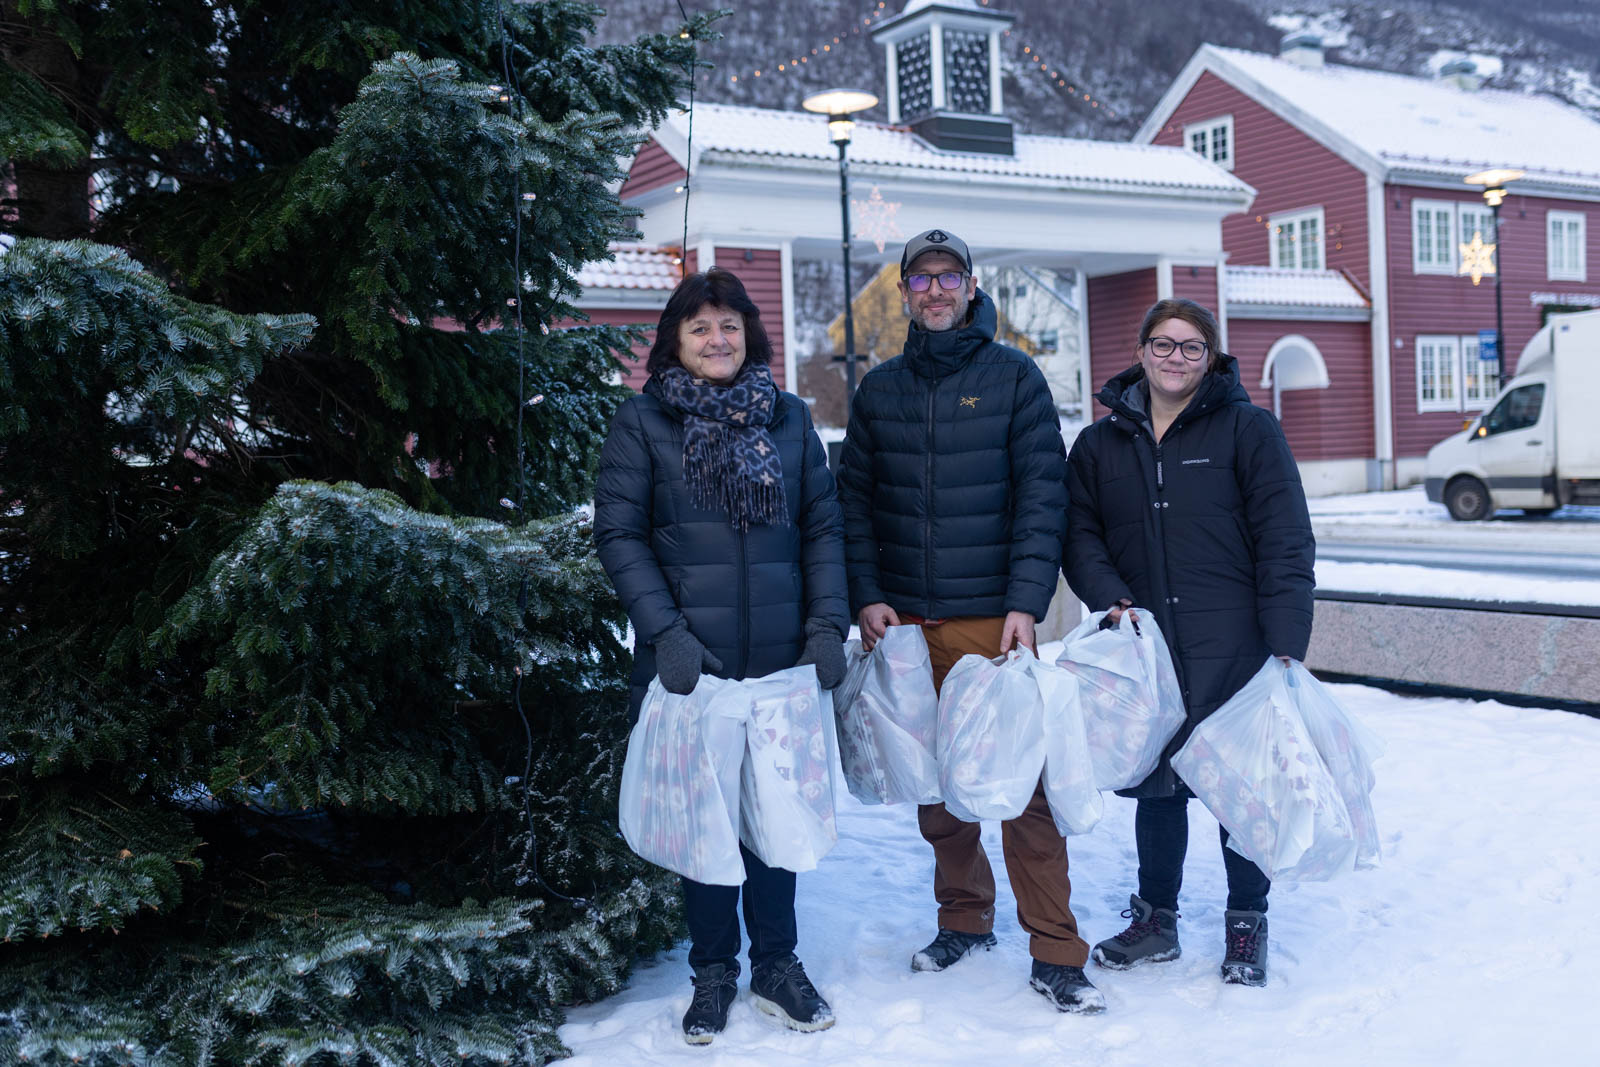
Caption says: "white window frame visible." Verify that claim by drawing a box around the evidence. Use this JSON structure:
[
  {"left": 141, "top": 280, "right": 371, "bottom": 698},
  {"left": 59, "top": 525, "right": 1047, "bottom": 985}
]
[
  {"left": 1268, "top": 206, "right": 1325, "bottom": 270},
  {"left": 1548, "top": 210, "right": 1586, "bottom": 282},
  {"left": 1416, "top": 333, "right": 1500, "bottom": 414},
  {"left": 1412, "top": 199, "right": 1459, "bottom": 275},
  {"left": 1183, "top": 114, "right": 1234, "bottom": 170}
]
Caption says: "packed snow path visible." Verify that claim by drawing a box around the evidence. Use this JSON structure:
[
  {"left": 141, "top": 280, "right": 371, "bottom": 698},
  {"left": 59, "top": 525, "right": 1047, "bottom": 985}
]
[{"left": 556, "top": 680, "right": 1598, "bottom": 1065}]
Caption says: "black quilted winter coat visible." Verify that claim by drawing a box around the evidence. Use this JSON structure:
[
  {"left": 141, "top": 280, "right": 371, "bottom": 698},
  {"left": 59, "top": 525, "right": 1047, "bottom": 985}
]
[
  {"left": 836, "top": 290, "right": 1066, "bottom": 621},
  {"left": 1064, "top": 357, "right": 1315, "bottom": 798},
  {"left": 594, "top": 382, "right": 849, "bottom": 714}
]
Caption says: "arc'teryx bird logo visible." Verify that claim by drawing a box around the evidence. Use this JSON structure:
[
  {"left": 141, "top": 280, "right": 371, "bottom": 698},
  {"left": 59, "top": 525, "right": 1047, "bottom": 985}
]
[{"left": 959, "top": 395, "right": 980, "bottom": 408}]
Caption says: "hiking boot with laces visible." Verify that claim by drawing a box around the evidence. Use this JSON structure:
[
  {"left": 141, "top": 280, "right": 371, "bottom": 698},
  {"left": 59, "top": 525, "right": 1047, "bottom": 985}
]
[
  {"left": 1221, "top": 909, "right": 1268, "bottom": 987},
  {"left": 681, "top": 961, "right": 740, "bottom": 1045},
  {"left": 910, "top": 928, "right": 999, "bottom": 972},
  {"left": 1091, "top": 893, "right": 1180, "bottom": 969},
  {"left": 750, "top": 954, "right": 835, "bottom": 1032},
  {"left": 1029, "top": 960, "right": 1107, "bottom": 1015}
]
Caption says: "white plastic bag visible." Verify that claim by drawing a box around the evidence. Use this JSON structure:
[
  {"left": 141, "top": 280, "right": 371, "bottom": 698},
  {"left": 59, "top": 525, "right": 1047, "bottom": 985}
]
[
  {"left": 937, "top": 650, "right": 1047, "bottom": 823},
  {"left": 1286, "top": 661, "right": 1383, "bottom": 870},
  {"left": 833, "top": 626, "right": 941, "bottom": 805},
  {"left": 1173, "top": 658, "right": 1356, "bottom": 882},
  {"left": 738, "top": 666, "right": 840, "bottom": 872},
  {"left": 1056, "top": 609, "right": 1187, "bottom": 791},
  {"left": 618, "top": 676, "right": 749, "bottom": 885},
  {"left": 1029, "top": 654, "right": 1102, "bottom": 835}
]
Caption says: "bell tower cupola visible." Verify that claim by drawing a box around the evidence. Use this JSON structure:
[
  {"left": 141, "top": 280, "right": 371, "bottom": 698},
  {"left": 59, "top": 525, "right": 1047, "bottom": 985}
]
[{"left": 871, "top": 0, "right": 1017, "bottom": 155}]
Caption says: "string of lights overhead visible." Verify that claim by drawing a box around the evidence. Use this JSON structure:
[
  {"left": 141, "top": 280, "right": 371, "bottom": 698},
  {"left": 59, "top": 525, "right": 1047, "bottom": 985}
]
[{"left": 710, "top": 0, "right": 1119, "bottom": 121}]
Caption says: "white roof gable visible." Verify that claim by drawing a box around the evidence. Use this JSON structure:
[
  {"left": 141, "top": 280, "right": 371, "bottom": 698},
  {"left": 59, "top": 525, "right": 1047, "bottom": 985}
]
[
  {"left": 574, "top": 242, "right": 680, "bottom": 293},
  {"left": 656, "top": 102, "right": 1251, "bottom": 198},
  {"left": 1226, "top": 265, "right": 1369, "bottom": 309},
  {"left": 1140, "top": 45, "right": 1600, "bottom": 195}
]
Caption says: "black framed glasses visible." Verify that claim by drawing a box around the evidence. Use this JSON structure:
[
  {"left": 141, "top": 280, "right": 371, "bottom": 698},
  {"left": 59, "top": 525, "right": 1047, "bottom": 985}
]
[
  {"left": 906, "top": 271, "right": 969, "bottom": 292},
  {"left": 1144, "top": 335, "right": 1209, "bottom": 361}
]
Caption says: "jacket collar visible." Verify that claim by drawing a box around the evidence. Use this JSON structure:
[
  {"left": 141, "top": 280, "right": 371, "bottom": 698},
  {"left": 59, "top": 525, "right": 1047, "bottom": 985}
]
[
  {"left": 901, "top": 288, "right": 999, "bottom": 380},
  {"left": 1097, "top": 354, "right": 1249, "bottom": 434}
]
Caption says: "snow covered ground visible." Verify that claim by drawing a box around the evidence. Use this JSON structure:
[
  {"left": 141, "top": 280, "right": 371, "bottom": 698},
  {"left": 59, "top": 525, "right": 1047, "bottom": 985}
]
[
  {"left": 555, "top": 675, "right": 1600, "bottom": 1066},
  {"left": 1308, "top": 485, "right": 1600, "bottom": 527}
]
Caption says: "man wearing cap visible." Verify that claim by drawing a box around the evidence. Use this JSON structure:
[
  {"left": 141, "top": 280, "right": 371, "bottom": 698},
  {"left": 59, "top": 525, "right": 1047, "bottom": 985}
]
[{"left": 836, "top": 229, "right": 1101, "bottom": 1014}]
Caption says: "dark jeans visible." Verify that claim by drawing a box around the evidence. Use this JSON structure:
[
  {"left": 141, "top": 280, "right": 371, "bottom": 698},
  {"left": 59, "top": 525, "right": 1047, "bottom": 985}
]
[
  {"left": 1135, "top": 794, "right": 1270, "bottom": 914},
  {"left": 682, "top": 843, "right": 797, "bottom": 973}
]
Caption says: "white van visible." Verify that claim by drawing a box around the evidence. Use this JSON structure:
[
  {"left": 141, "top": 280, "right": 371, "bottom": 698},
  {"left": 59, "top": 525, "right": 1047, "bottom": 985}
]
[{"left": 1424, "top": 308, "right": 1600, "bottom": 520}]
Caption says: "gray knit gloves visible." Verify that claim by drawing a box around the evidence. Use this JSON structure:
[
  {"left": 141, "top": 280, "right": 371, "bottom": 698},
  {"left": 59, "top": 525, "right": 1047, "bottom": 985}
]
[
  {"left": 653, "top": 620, "right": 724, "bottom": 696},
  {"left": 795, "top": 618, "right": 848, "bottom": 690}
]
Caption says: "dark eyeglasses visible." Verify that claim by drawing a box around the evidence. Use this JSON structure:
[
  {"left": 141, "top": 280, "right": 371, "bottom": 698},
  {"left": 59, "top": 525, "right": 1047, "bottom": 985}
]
[
  {"left": 1144, "top": 336, "right": 1210, "bottom": 361},
  {"left": 905, "top": 271, "right": 969, "bottom": 292}
]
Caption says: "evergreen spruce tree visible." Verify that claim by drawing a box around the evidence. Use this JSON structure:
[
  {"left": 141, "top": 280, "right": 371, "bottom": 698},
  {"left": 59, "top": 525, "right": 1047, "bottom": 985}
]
[{"left": 1, "top": 2, "right": 719, "bottom": 1061}]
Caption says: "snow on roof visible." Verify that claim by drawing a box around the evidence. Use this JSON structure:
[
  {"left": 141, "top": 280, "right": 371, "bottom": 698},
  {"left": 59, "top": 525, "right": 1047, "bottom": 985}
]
[
  {"left": 1203, "top": 46, "right": 1600, "bottom": 188},
  {"left": 573, "top": 242, "right": 681, "bottom": 292},
  {"left": 1226, "top": 265, "right": 1369, "bottom": 309},
  {"left": 659, "top": 103, "right": 1251, "bottom": 197}
]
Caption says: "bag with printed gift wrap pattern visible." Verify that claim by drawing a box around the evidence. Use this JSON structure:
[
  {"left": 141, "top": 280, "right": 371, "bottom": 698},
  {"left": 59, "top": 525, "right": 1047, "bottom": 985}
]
[
  {"left": 618, "top": 676, "right": 750, "bottom": 885},
  {"left": 833, "top": 625, "right": 941, "bottom": 805},
  {"left": 738, "top": 665, "right": 841, "bottom": 872},
  {"left": 1283, "top": 660, "right": 1383, "bottom": 870},
  {"left": 936, "top": 649, "right": 1047, "bottom": 823},
  {"left": 1174, "top": 658, "right": 1358, "bottom": 881},
  {"left": 1056, "top": 609, "right": 1187, "bottom": 792}
]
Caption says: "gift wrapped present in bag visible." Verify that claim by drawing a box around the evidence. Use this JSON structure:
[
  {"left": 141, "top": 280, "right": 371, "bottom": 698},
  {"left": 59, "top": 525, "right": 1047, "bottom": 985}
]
[
  {"left": 1056, "top": 609, "right": 1187, "bottom": 792},
  {"left": 937, "top": 649, "right": 1047, "bottom": 823},
  {"left": 739, "top": 665, "right": 839, "bottom": 872},
  {"left": 1028, "top": 653, "right": 1102, "bottom": 835},
  {"left": 833, "top": 625, "right": 941, "bottom": 805},
  {"left": 618, "top": 676, "right": 749, "bottom": 886},
  {"left": 1173, "top": 658, "right": 1357, "bottom": 882},
  {"left": 1285, "top": 661, "right": 1383, "bottom": 870}
]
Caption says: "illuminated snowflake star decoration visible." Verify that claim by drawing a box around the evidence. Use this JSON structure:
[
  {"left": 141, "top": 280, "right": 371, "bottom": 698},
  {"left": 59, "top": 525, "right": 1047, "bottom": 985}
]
[
  {"left": 1458, "top": 232, "right": 1498, "bottom": 286},
  {"left": 852, "top": 186, "right": 903, "bottom": 254}
]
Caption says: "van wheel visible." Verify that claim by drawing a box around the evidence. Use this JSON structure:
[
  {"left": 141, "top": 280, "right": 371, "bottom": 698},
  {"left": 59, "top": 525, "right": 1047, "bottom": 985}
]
[{"left": 1444, "top": 477, "right": 1492, "bottom": 521}]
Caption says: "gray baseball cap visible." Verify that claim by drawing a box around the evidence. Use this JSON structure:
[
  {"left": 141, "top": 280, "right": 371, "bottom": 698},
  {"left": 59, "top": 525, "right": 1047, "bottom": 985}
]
[{"left": 900, "top": 228, "right": 973, "bottom": 277}]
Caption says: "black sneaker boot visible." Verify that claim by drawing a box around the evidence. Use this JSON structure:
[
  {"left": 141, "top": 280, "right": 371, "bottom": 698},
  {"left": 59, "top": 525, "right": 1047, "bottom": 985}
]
[
  {"left": 749, "top": 954, "right": 835, "bottom": 1032},
  {"left": 1030, "top": 960, "right": 1108, "bottom": 1015},
  {"left": 1091, "top": 894, "right": 1181, "bottom": 969},
  {"left": 681, "top": 961, "right": 740, "bottom": 1045},
  {"left": 1221, "top": 910, "right": 1268, "bottom": 987},
  {"left": 910, "top": 928, "right": 999, "bottom": 972}
]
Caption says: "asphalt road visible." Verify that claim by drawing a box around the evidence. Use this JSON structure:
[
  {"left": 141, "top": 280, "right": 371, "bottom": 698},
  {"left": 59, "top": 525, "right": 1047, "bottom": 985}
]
[{"left": 1316, "top": 539, "right": 1600, "bottom": 581}]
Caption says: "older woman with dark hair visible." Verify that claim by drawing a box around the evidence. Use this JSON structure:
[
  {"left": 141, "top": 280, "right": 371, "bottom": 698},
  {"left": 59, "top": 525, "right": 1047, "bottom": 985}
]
[
  {"left": 594, "top": 267, "right": 848, "bottom": 1044},
  {"left": 1064, "top": 298, "right": 1314, "bottom": 989}
]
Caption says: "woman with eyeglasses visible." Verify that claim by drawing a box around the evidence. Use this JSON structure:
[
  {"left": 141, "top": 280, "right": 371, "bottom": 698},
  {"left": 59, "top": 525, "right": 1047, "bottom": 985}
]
[{"left": 1062, "top": 298, "right": 1314, "bottom": 988}]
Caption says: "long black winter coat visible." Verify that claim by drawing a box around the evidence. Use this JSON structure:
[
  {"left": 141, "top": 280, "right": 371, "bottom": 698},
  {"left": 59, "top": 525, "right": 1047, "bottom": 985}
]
[
  {"left": 1065, "top": 357, "right": 1315, "bottom": 798},
  {"left": 836, "top": 290, "right": 1066, "bottom": 621},
  {"left": 594, "top": 382, "right": 849, "bottom": 714}
]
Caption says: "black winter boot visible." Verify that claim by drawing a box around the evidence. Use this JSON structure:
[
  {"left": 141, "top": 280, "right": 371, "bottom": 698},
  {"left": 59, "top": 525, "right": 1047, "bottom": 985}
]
[
  {"left": 1029, "top": 960, "right": 1107, "bottom": 1015},
  {"left": 910, "top": 928, "right": 998, "bottom": 972},
  {"left": 750, "top": 954, "right": 835, "bottom": 1032},
  {"left": 1221, "top": 910, "right": 1268, "bottom": 987},
  {"left": 681, "top": 961, "right": 739, "bottom": 1045},
  {"left": 1092, "top": 894, "right": 1181, "bottom": 969}
]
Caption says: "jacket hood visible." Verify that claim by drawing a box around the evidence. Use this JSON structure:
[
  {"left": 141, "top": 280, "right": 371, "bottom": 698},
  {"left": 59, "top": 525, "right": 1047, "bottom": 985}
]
[
  {"left": 1098, "top": 354, "right": 1249, "bottom": 429},
  {"left": 901, "top": 287, "right": 999, "bottom": 379}
]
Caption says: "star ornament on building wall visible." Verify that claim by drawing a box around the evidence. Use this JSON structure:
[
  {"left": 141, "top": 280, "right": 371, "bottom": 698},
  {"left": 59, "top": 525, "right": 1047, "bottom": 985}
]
[
  {"left": 852, "top": 186, "right": 903, "bottom": 254},
  {"left": 1458, "top": 232, "right": 1498, "bottom": 286}
]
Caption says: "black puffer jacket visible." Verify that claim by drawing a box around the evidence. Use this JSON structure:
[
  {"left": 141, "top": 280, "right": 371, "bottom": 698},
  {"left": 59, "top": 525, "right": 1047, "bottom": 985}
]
[
  {"left": 836, "top": 290, "right": 1066, "bottom": 621},
  {"left": 1065, "top": 357, "right": 1315, "bottom": 798},
  {"left": 594, "top": 384, "right": 849, "bottom": 714}
]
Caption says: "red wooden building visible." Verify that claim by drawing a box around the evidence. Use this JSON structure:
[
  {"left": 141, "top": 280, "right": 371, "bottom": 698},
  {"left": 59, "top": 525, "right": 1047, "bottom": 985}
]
[{"left": 1137, "top": 35, "right": 1600, "bottom": 490}]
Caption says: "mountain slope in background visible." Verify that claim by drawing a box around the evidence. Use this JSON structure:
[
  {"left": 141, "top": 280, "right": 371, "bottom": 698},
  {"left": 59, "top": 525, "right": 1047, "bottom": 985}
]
[{"left": 594, "top": 0, "right": 1600, "bottom": 138}]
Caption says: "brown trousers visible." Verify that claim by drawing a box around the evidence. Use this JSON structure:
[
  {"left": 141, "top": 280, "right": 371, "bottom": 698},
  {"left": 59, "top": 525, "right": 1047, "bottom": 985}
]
[{"left": 917, "top": 616, "right": 1090, "bottom": 967}]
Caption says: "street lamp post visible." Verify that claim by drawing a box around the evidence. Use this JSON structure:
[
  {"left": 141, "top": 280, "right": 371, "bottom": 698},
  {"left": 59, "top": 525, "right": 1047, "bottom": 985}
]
[
  {"left": 802, "top": 88, "right": 879, "bottom": 398},
  {"left": 1464, "top": 167, "right": 1524, "bottom": 387}
]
